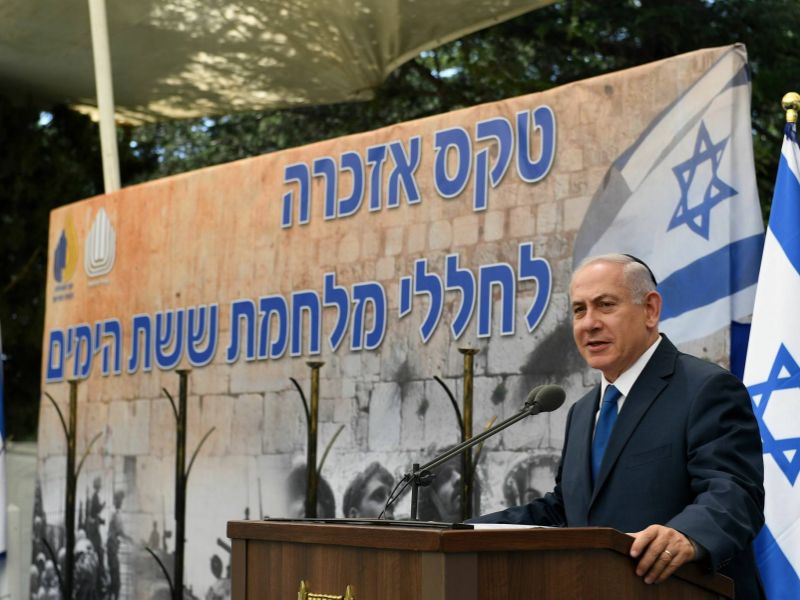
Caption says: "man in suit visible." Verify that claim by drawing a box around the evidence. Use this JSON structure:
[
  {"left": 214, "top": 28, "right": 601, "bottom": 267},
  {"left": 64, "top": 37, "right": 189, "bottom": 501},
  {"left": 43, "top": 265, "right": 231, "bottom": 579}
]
[{"left": 471, "top": 254, "right": 765, "bottom": 597}]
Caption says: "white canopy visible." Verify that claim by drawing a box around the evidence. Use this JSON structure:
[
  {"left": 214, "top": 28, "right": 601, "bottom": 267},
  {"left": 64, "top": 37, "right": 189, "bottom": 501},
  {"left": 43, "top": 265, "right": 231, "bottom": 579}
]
[{"left": 0, "top": 0, "right": 554, "bottom": 122}]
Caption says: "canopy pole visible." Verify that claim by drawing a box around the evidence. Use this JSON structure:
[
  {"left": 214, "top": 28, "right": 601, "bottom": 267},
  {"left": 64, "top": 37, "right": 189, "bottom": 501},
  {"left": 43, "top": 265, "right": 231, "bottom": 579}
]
[{"left": 88, "top": 0, "right": 121, "bottom": 193}]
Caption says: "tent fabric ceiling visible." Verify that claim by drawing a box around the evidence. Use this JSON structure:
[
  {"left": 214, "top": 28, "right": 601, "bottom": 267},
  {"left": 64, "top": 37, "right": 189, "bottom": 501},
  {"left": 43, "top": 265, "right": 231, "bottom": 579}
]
[{"left": 0, "top": 0, "right": 554, "bottom": 123}]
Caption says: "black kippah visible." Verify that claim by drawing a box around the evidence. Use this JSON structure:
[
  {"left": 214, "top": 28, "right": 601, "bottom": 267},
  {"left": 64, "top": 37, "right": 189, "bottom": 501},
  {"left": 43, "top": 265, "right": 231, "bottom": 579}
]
[{"left": 622, "top": 254, "right": 658, "bottom": 286}]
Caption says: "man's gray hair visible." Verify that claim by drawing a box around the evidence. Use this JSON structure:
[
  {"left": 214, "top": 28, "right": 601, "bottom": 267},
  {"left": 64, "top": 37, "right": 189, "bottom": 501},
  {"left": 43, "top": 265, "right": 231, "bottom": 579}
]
[{"left": 572, "top": 254, "right": 657, "bottom": 304}]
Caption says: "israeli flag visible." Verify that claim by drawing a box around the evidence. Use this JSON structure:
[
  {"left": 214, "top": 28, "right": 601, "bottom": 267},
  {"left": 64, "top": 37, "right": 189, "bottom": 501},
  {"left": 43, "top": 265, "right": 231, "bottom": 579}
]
[
  {"left": 744, "top": 120, "right": 800, "bottom": 599},
  {"left": 574, "top": 45, "right": 764, "bottom": 367}
]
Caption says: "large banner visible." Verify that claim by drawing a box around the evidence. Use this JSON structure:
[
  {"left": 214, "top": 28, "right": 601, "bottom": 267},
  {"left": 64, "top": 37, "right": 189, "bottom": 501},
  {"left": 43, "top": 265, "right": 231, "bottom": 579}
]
[{"left": 35, "top": 44, "right": 763, "bottom": 599}]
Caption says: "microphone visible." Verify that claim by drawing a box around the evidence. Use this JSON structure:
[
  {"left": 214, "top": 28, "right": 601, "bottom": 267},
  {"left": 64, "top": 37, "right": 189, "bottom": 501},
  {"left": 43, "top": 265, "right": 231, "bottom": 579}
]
[
  {"left": 525, "top": 384, "right": 566, "bottom": 415},
  {"left": 392, "top": 384, "right": 567, "bottom": 520}
]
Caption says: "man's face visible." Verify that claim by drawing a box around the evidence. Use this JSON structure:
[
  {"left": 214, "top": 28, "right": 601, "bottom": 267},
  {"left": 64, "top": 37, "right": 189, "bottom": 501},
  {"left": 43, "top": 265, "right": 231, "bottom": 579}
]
[
  {"left": 524, "top": 465, "right": 556, "bottom": 503},
  {"left": 288, "top": 497, "right": 329, "bottom": 518},
  {"left": 355, "top": 476, "right": 392, "bottom": 519},
  {"left": 570, "top": 261, "right": 661, "bottom": 382},
  {"left": 431, "top": 466, "right": 462, "bottom": 522}
]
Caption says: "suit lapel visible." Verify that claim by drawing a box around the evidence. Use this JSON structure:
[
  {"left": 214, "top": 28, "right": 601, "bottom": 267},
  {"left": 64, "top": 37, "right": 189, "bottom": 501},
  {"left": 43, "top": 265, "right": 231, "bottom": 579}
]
[
  {"left": 567, "top": 386, "right": 600, "bottom": 520},
  {"left": 590, "top": 336, "right": 678, "bottom": 505}
]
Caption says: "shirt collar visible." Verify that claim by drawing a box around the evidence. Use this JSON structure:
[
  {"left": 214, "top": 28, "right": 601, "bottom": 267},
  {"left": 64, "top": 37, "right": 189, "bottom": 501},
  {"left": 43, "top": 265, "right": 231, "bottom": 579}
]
[{"left": 601, "top": 335, "right": 662, "bottom": 399}]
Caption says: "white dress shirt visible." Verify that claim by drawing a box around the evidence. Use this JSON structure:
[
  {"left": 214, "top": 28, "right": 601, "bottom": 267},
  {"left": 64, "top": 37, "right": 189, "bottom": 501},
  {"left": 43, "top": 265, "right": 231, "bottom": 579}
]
[{"left": 595, "top": 335, "right": 663, "bottom": 428}]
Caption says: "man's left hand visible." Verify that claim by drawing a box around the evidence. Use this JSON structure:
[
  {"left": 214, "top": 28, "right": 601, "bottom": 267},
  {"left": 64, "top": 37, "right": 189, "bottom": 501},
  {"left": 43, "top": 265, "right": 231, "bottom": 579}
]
[{"left": 629, "top": 525, "right": 696, "bottom": 584}]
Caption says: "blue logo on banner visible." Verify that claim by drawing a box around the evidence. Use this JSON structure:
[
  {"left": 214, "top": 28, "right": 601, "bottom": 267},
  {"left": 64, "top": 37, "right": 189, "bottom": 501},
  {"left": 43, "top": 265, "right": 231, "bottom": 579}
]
[{"left": 54, "top": 231, "right": 68, "bottom": 283}]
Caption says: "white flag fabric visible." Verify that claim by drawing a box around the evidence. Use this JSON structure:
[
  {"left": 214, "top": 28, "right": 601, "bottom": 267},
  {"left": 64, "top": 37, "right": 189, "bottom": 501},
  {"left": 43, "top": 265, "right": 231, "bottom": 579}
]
[
  {"left": 744, "top": 121, "right": 800, "bottom": 599},
  {"left": 574, "top": 45, "right": 764, "bottom": 362}
]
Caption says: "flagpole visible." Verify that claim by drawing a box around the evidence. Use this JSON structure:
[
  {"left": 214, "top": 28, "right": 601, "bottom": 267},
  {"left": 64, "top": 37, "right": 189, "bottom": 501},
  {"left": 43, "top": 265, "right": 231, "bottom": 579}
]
[{"left": 783, "top": 92, "right": 800, "bottom": 124}]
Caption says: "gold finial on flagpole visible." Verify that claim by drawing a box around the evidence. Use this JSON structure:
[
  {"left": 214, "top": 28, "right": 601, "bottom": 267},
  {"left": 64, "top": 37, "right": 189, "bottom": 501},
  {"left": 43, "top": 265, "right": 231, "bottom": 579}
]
[{"left": 782, "top": 92, "right": 800, "bottom": 123}]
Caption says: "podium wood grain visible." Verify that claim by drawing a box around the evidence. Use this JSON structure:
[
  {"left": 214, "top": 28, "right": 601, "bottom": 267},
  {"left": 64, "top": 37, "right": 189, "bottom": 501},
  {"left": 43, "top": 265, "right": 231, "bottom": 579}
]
[{"left": 227, "top": 521, "right": 733, "bottom": 599}]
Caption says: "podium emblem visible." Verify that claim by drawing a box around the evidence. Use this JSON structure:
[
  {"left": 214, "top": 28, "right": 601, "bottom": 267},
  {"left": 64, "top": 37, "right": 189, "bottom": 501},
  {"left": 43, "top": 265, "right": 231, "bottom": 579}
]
[{"left": 298, "top": 580, "right": 355, "bottom": 600}]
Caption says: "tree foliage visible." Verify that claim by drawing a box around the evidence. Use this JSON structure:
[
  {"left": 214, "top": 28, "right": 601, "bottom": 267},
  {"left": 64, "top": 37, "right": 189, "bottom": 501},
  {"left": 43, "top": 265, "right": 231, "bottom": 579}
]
[
  {"left": 132, "top": 0, "right": 800, "bottom": 209},
  {"left": 0, "top": 101, "right": 154, "bottom": 439},
  {"left": 2, "top": 0, "right": 799, "bottom": 439}
]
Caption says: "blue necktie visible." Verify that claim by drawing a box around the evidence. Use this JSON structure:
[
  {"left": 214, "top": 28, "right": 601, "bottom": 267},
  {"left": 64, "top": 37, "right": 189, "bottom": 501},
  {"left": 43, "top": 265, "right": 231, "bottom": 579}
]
[{"left": 592, "top": 385, "right": 622, "bottom": 484}]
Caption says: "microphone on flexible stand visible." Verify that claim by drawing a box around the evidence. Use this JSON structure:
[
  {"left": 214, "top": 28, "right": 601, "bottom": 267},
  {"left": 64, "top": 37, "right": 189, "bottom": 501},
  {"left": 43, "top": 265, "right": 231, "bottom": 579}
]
[
  {"left": 524, "top": 384, "right": 567, "bottom": 414},
  {"left": 384, "top": 385, "right": 566, "bottom": 521}
]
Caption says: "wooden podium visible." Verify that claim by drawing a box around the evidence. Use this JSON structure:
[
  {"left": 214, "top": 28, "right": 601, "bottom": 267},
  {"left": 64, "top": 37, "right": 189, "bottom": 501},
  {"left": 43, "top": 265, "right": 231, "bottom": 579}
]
[{"left": 227, "top": 520, "right": 733, "bottom": 599}]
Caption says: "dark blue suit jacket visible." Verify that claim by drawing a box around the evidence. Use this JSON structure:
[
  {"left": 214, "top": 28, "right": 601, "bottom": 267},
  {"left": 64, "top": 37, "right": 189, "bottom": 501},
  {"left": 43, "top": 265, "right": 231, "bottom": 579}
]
[{"left": 472, "top": 336, "right": 765, "bottom": 598}]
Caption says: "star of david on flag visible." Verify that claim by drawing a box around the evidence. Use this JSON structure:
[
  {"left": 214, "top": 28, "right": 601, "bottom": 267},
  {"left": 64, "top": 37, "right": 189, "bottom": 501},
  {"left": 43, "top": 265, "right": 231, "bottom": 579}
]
[
  {"left": 743, "top": 118, "right": 800, "bottom": 599},
  {"left": 668, "top": 121, "right": 737, "bottom": 240},
  {"left": 748, "top": 344, "right": 800, "bottom": 485},
  {"left": 573, "top": 45, "right": 763, "bottom": 373}
]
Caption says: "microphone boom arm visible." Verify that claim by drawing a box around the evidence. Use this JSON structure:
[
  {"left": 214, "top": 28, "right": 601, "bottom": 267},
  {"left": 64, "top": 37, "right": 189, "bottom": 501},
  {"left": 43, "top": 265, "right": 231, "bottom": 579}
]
[
  {"left": 417, "top": 404, "right": 539, "bottom": 475},
  {"left": 406, "top": 388, "right": 562, "bottom": 521}
]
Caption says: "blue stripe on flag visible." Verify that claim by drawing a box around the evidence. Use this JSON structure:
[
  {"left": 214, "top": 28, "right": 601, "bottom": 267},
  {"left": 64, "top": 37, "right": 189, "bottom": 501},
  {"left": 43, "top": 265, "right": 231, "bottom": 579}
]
[
  {"left": 769, "top": 151, "right": 800, "bottom": 275},
  {"left": 755, "top": 525, "right": 800, "bottom": 600},
  {"left": 659, "top": 234, "right": 764, "bottom": 320}
]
